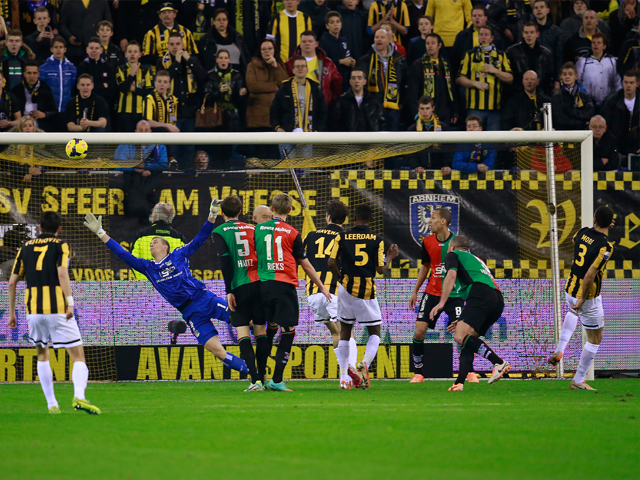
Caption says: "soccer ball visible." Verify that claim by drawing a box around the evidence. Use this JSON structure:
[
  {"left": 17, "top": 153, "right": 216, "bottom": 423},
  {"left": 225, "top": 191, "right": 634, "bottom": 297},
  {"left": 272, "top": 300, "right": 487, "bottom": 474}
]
[{"left": 66, "top": 138, "right": 88, "bottom": 159}]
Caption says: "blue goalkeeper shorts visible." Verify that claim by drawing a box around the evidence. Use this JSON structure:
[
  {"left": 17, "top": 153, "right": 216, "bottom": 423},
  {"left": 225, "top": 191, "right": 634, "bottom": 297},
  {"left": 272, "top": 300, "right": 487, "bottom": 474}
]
[{"left": 180, "top": 290, "right": 230, "bottom": 346}]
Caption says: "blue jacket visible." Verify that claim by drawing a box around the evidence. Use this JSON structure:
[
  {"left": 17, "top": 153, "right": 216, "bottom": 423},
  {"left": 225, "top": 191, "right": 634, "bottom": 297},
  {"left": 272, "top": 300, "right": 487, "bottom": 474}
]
[
  {"left": 39, "top": 55, "right": 77, "bottom": 112},
  {"left": 114, "top": 144, "right": 169, "bottom": 171},
  {"left": 452, "top": 145, "right": 496, "bottom": 173}
]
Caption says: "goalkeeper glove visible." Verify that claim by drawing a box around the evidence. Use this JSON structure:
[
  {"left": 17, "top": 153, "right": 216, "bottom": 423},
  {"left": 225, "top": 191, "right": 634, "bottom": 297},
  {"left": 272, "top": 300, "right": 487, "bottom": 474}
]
[
  {"left": 84, "top": 213, "right": 106, "bottom": 239},
  {"left": 209, "top": 198, "right": 222, "bottom": 219}
]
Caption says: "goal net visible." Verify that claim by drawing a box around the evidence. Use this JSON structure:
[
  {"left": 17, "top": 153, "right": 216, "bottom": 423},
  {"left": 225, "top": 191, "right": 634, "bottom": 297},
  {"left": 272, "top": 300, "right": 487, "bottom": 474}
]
[{"left": 3, "top": 130, "right": 635, "bottom": 385}]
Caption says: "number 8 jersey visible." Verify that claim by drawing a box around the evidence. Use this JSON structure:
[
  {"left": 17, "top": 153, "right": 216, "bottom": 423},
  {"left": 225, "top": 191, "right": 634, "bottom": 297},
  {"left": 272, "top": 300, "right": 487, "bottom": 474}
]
[{"left": 255, "top": 217, "right": 306, "bottom": 286}]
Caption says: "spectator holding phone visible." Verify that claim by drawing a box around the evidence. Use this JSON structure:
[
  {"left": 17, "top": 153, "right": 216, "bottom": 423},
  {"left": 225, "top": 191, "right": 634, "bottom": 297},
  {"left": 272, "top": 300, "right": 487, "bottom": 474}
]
[{"left": 24, "top": 7, "right": 56, "bottom": 63}]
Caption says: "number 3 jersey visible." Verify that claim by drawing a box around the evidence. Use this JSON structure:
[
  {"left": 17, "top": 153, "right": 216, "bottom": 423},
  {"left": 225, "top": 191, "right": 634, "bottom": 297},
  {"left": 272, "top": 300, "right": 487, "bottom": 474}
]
[
  {"left": 565, "top": 227, "right": 613, "bottom": 300},
  {"left": 304, "top": 224, "right": 342, "bottom": 296},
  {"left": 212, "top": 220, "right": 259, "bottom": 294},
  {"left": 12, "top": 234, "right": 70, "bottom": 315},
  {"left": 330, "top": 224, "right": 384, "bottom": 300},
  {"left": 255, "top": 217, "right": 306, "bottom": 286}
]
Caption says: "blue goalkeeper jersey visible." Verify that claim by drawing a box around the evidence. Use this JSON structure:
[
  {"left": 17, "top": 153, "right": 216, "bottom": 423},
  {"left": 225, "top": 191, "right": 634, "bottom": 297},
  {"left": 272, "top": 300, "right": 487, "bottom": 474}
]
[{"left": 106, "top": 220, "right": 215, "bottom": 310}]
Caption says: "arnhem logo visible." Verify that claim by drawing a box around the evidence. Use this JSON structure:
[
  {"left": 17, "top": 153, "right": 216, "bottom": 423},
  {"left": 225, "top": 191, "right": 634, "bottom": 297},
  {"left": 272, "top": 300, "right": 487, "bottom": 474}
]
[{"left": 409, "top": 194, "right": 460, "bottom": 246}]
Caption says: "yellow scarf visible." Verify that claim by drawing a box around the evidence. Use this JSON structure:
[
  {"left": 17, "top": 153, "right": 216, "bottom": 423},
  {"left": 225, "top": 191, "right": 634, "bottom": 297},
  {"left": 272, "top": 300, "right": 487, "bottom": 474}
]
[
  {"left": 416, "top": 113, "right": 441, "bottom": 132},
  {"left": 153, "top": 90, "right": 176, "bottom": 124},
  {"left": 291, "top": 79, "right": 313, "bottom": 131},
  {"left": 422, "top": 54, "right": 454, "bottom": 103},
  {"left": 367, "top": 52, "right": 399, "bottom": 110}
]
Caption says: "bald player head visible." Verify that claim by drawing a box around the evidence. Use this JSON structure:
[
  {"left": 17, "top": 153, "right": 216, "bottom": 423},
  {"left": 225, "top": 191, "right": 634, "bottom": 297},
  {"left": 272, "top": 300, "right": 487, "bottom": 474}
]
[{"left": 253, "top": 205, "right": 272, "bottom": 224}]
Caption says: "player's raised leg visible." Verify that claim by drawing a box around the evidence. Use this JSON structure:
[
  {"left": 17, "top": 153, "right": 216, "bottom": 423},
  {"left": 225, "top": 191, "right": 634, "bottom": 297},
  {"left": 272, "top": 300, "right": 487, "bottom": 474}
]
[{"left": 548, "top": 306, "right": 578, "bottom": 366}]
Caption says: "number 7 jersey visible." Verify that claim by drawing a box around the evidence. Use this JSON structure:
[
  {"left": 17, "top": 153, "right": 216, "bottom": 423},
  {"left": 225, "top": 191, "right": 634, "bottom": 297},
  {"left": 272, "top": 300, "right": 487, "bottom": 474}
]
[{"left": 255, "top": 218, "right": 306, "bottom": 286}]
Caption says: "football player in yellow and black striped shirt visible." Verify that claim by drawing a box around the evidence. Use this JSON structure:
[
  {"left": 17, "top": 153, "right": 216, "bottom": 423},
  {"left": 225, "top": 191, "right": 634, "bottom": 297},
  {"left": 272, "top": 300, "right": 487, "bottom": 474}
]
[
  {"left": 268, "top": 0, "right": 313, "bottom": 63},
  {"left": 7, "top": 212, "right": 100, "bottom": 414},
  {"left": 456, "top": 25, "right": 513, "bottom": 122},
  {"left": 328, "top": 204, "right": 398, "bottom": 389},
  {"left": 304, "top": 200, "right": 359, "bottom": 383},
  {"left": 115, "top": 41, "right": 154, "bottom": 132},
  {"left": 549, "top": 206, "right": 614, "bottom": 391}
]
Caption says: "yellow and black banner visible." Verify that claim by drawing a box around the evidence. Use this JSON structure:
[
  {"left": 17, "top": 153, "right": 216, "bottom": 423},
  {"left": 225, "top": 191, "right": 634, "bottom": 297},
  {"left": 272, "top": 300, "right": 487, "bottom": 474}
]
[{"left": 0, "top": 344, "right": 453, "bottom": 382}]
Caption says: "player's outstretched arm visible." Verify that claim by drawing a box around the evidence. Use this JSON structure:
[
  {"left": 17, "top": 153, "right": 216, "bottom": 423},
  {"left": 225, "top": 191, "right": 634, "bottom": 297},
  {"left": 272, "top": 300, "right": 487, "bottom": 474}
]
[
  {"left": 300, "top": 258, "right": 332, "bottom": 302},
  {"left": 176, "top": 199, "right": 221, "bottom": 258},
  {"left": 84, "top": 213, "right": 149, "bottom": 273}
]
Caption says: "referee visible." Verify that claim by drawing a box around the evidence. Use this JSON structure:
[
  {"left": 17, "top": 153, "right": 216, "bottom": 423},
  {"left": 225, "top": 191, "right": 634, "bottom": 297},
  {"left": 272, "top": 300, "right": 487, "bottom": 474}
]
[{"left": 7, "top": 212, "right": 101, "bottom": 414}]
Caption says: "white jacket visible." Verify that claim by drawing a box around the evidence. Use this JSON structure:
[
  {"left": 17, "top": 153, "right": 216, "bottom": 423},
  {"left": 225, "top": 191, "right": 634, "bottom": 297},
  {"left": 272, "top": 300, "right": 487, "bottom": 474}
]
[{"left": 576, "top": 54, "right": 622, "bottom": 106}]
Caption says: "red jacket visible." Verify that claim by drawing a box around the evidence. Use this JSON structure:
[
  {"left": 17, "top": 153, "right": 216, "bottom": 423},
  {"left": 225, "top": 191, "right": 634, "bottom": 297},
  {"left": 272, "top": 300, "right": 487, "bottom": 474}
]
[{"left": 285, "top": 46, "right": 342, "bottom": 108}]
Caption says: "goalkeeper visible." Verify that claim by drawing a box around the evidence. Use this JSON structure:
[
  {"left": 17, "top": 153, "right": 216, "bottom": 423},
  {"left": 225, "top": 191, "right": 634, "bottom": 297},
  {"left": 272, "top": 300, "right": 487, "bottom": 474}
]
[{"left": 83, "top": 200, "right": 248, "bottom": 375}]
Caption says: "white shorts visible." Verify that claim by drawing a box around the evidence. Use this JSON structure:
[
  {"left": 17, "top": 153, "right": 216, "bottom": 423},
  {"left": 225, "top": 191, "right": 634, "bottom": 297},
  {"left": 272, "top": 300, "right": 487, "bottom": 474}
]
[
  {"left": 307, "top": 293, "right": 338, "bottom": 323},
  {"left": 337, "top": 284, "right": 382, "bottom": 326},
  {"left": 565, "top": 292, "right": 605, "bottom": 330},
  {"left": 27, "top": 314, "right": 83, "bottom": 349}
]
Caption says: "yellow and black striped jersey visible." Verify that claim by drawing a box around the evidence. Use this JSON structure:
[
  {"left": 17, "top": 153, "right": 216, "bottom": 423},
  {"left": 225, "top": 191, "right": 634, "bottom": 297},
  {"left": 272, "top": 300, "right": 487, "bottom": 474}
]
[
  {"left": 304, "top": 224, "right": 342, "bottom": 296},
  {"left": 330, "top": 224, "right": 384, "bottom": 300},
  {"left": 458, "top": 46, "right": 511, "bottom": 111},
  {"left": 115, "top": 63, "right": 155, "bottom": 114},
  {"left": 11, "top": 234, "right": 70, "bottom": 315},
  {"left": 145, "top": 91, "right": 178, "bottom": 125},
  {"left": 565, "top": 227, "right": 613, "bottom": 300}
]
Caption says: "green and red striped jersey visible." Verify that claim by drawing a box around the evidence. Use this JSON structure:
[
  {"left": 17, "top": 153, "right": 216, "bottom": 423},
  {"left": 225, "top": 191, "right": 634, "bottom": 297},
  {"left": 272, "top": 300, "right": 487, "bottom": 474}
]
[
  {"left": 212, "top": 220, "right": 259, "bottom": 293},
  {"left": 255, "top": 217, "right": 306, "bottom": 286}
]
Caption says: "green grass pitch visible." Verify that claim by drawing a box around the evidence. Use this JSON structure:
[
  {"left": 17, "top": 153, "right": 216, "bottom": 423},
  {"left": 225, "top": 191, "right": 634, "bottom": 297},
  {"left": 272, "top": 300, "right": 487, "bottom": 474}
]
[{"left": 1, "top": 379, "right": 638, "bottom": 480}]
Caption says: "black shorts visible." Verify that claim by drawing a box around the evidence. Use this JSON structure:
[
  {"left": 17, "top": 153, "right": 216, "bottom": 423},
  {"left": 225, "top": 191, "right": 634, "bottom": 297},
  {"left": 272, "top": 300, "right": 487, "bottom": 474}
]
[
  {"left": 259, "top": 280, "right": 299, "bottom": 328},
  {"left": 229, "top": 282, "right": 265, "bottom": 328},
  {"left": 460, "top": 283, "right": 504, "bottom": 337},
  {"left": 417, "top": 293, "right": 465, "bottom": 329}
]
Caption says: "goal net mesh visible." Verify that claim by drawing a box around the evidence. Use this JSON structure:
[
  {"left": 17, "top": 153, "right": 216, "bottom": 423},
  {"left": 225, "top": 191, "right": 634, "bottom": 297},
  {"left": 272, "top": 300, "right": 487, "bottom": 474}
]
[{"left": 0, "top": 137, "right": 602, "bottom": 383}]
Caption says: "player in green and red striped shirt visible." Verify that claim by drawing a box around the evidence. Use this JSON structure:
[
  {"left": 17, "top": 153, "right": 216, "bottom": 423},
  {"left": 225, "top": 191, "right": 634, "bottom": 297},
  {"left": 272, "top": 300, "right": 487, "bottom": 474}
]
[
  {"left": 430, "top": 235, "right": 511, "bottom": 391},
  {"left": 254, "top": 193, "right": 331, "bottom": 392},
  {"left": 212, "top": 195, "right": 269, "bottom": 391}
]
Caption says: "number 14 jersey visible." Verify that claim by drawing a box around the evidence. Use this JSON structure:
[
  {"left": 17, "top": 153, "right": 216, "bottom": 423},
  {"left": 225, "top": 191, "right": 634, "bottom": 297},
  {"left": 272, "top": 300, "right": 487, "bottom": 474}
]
[{"left": 304, "top": 224, "right": 342, "bottom": 296}]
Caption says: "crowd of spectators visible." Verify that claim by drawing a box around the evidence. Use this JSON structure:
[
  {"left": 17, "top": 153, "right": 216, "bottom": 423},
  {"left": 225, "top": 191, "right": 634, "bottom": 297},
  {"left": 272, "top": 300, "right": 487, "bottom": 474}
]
[{"left": 0, "top": 0, "right": 637, "bottom": 173}]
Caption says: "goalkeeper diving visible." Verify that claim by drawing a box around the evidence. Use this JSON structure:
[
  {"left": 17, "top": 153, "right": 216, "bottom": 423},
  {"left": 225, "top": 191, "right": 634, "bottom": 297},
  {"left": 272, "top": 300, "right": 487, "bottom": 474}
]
[{"left": 84, "top": 200, "right": 248, "bottom": 375}]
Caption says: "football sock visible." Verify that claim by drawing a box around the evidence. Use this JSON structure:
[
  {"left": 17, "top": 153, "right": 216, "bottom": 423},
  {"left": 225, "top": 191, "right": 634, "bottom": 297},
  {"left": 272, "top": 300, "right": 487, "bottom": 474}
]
[
  {"left": 573, "top": 342, "right": 599, "bottom": 384},
  {"left": 557, "top": 311, "right": 578, "bottom": 354},
  {"left": 267, "top": 324, "right": 279, "bottom": 346},
  {"left": 455, "top": 346, "right": 475, "bottom": 385},
  {"left": 222, "top": 351, "right": 249, "bottom": 374},
  {"left": 239, "top": 337, "right": 259, "bottom": 383},
  {"left": 72, "top": 361, "right": 89, "bottom": 400},
  {"left": 255, "top": 334, "right": 270, "bottom": 382},
  {"left": 363, "top": 334, "right": 381, "bottom": 368},
  {"left": 337, "top": 339, "right": 350, "bottom": 377},
  {"left": 37, "top": 360, "right": 58, "bottom": 408},
  {"left": 272, "top": 330, "right": 295, "bottom": 383},
  {"left": 349, "top": 337, "right": 357, "bottom": 367},
  {"left": 463, "top": 335, "right": 502, "bottom": 365},
  {"left": 412, "top": 337, "right": 424, "bottom": 373}
]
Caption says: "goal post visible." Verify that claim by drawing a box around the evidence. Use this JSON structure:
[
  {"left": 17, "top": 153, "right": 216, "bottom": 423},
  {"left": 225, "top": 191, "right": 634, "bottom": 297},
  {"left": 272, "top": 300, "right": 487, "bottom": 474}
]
[{"left": 0, "top": 129, "right": 595, "bottom": 381}]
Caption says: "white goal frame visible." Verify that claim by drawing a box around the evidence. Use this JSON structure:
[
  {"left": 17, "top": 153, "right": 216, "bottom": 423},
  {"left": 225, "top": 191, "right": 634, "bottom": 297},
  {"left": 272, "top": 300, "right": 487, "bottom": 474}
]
[{"left": 1, "top": 129, "right": 594, "bottom": 378}]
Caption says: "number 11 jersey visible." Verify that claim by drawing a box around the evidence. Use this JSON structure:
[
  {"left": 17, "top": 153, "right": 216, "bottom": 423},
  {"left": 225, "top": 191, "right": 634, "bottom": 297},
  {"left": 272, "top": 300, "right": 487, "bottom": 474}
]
[{"left": 255, "top": 217, "right": 306, "bottom": 286}]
